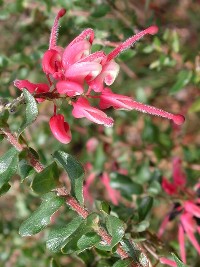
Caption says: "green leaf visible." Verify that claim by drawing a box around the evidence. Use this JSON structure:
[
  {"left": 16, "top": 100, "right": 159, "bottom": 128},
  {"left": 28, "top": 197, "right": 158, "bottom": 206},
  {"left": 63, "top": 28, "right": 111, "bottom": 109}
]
[
  {"left": 0, "top": 110, "right": 9, "bottom": 127},
  {"left": 110, "top": 173, "right": 143, "bottom": 201},
  {"left": 77, "top": 232, "right": 101, "bottom": 251},
  {"left": 19, "top": 192, "right": 65, "bottom": 236},
  {"left": 138, "top": 196, "right": 153, "bottom": 220},
  {"left": 18, "top": 159, "right": 34, "bottom": 181},
  {"left": 18, "top": 89, "right": 38, "bottom": 135},
  {"left": 0, "top": 147, "right": 19, "bottom": 188},
  {"left": 0, "top": 54, "right": 9, "bottom": 68},
  {"left": 77, "top": 250, "right": 95, "bottom": 266},
  {"left": 172, "top": 31, "right": 180, "bottom": 53},
  {"left": 172, "top": 253, "right": 188, "bottom": 267},
  {"left": 31, "top": 162, "right": 59, "bottom": 194},
  {"left": 112, "top": 259, "right": 132, "bottom": 267},
  {"left": 118, "top": 50, "right": 136, "bottom": 61},
  {"left": 0, "top": 183, "right": 11, "bottom": 196},
  {"left": 189, "top": 97, "right": 200, "bottom": 112},
  {"left": 62, "top": 213, "right": 99, "bottom": 254},
  {"left": 18, "top": 148, "right": 39, "bottom": 181},
  {"left": 53, "top": 151, "right": 84, "bottom": 205},
  {"left": 132, "top": 220, "right": 150, "bottom": 232},
  {"left": 96, "top": 215, "right": 125, "bottom": 251},
  {"left": 147, "top": 180, "right": 161, "bottom": 195},
  {"left": 95, "top": 200, "right": 111, "bottom": 214},
  {"left": 91, "top": 4, "right": 111, "bottom": 18},
  {"left": 47, "top": 216, "right": 83, "bottom": 253},
  {"left": 121, "top": 239, "right": 149, "bottom": 264},
  {"left": 170, "top": 70, "right": 193, "bottom": 94}
]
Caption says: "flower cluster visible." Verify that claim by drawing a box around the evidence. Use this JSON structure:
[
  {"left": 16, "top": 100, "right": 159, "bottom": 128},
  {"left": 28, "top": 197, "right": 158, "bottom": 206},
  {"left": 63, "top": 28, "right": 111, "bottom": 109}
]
[
  {"left": 159, "top": 158, "right": 200, "bottom": 265},
  {"left": 14, "top": 8, "right": 185, "bottom": 144}
]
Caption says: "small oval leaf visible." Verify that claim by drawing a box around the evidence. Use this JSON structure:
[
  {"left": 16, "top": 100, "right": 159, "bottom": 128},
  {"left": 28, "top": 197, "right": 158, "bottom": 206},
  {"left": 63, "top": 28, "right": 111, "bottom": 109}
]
[
  {"left": 18, "top": 89, "right": 38, "bottom": 135},
  {"left": 31, "top": 162, "right": 60, "bottom": 194},
  {"left": 47, "top": 216, "right": 83, "bottom": 253},
  {"left": 53, "top": 151, "right": 84, "bottom": 205},
  {"left": 19, "top": 192, "right": 65, "bottom": 236},
  {"left": 0, "top": 147, "right": 19, "bottom": 188}
]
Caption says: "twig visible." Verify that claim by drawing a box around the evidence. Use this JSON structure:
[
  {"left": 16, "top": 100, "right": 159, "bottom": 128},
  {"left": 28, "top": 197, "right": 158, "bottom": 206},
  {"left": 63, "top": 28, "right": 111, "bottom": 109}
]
[
  {"left": 0, "top": 93, "right": 25, "bottom": 114},
  {"left": 2, "top": 128, "right": 136, "bottom": 263}
]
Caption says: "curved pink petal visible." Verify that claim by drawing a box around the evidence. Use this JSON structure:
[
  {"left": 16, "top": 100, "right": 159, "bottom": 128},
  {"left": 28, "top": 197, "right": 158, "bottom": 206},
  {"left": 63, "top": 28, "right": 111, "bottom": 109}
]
[
  {"left": 42, "top": 49, "right": 63, "bottom": 77},
  {"left": 72, "top": 97, "right": 114, "bottom": 127},
  {"left": 69, "top": 28, "right": 94, "bottom": 46},
  {"left": 49, "top": 114, "right": 72, "bottom": 144},
  {"left": 161, "top": 177, "right": 177, "bottom": 195},
  {"left": 181, "top": 213, "right": 196, "bottom": 232},
  {"left": 56, "top": 80, "right": 84, "bottom": 97},
  {"left": 160, "top": 258, "right": 177, "bottom": 267},
  {"left": 89, "top": 60, "right": 120, "bottom": 92},
  {"left": 14, "top": 79, "right": 49, "bottom": 102},
  {"left": 65, "top": 62, "right": 102, "bottom": 83},
  {"left": 186, "top": 230, "right": 200, "bottom": 254},
  {"left": 184, "top": 201, "right": 200, "bottom": 218},
  {"left": 172, "top": 158, "right": 186, "bottom": 187},
  {"left": 62, "top": 40, "right": 91, "bottom": 69},
  {"left": 178, "top": 224, "right": 186, "bottom": 263},
  {"left": 181, "top": 213, "right": 200, "bottom": 254},
  {"left": 158, "top": 215, "right": 170, "bottom": 238}
]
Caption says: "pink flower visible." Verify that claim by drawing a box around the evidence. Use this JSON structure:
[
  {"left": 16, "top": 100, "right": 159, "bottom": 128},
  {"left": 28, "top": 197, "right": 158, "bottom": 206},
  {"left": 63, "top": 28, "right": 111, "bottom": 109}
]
[
  {"left": 49, "top": 114, "right": 71, "bottom": 144},
  {"left": 14, "top": 79, "right": 49, "bottom": 102},
  {"left": 72, "top": 97, "right": 114, "bottom": 127}
]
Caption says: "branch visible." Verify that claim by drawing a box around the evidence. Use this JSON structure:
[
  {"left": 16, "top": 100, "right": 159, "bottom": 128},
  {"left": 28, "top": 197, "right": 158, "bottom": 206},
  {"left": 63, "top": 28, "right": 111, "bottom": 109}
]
[
  {"left": 0, "top": 93, "right": 25, "bottom": 114},
  {"left": 2, "top": 128, "right": 137, "bottom": 264}
]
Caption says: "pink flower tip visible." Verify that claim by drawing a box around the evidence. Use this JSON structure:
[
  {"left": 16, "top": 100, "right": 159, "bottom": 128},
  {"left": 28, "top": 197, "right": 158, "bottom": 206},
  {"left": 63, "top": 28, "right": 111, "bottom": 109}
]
[
  {"left": 147, "top": 25, "right": 158, "bottom": 35},
  {"left": 172, "top": 114, "right": 185, "bottom": 125},
  {"left": 160, "top": 257, "right": 177, "bottom": 267},
  {"left": 49, "top": 114, "right": 72, "bottom": 144},
  {"left": 58, "top": 8, "right": 66, "bottom": 18}
]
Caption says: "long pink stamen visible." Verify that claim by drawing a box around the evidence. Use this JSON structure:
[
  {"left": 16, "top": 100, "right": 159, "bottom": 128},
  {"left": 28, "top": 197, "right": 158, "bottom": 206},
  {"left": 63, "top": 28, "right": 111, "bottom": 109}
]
[
  {"left": 49, "top": 8, "right": 66, "bottom": 49},
  {"left": 107, "top": 26, "right": 158, "bottom": 62},
  {"left": 130, "top": 100, "right": 185, "bottom": 125}
]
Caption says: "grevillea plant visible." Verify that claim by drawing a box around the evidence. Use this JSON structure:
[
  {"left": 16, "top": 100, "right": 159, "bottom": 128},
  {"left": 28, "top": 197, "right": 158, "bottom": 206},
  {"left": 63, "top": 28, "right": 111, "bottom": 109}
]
[{"left": 0, "top": 7, "right": 190, "bottom": 267}]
